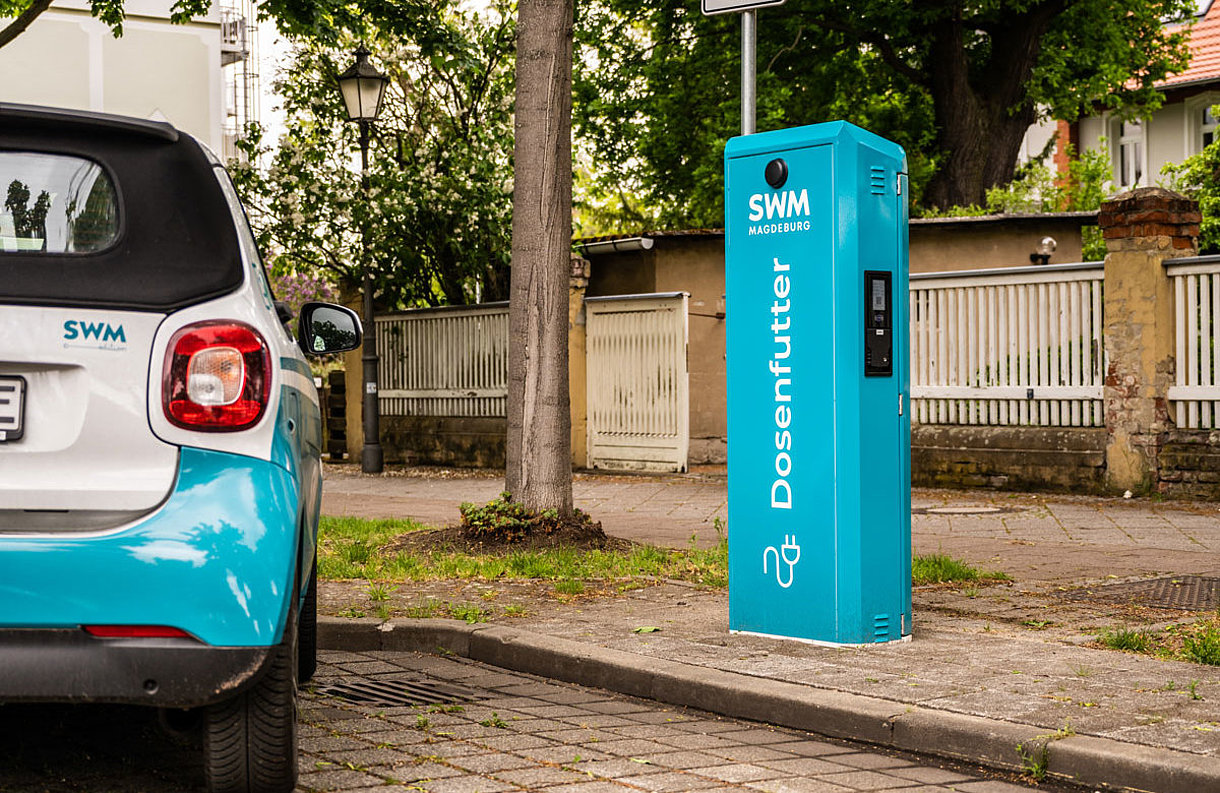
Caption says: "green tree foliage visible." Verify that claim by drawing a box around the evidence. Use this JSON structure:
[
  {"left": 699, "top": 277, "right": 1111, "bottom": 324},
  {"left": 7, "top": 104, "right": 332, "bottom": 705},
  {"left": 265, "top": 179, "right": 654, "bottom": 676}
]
[
  {"left": 984, "top": 143, "right": 1112, "bottom": 216},
  {"left": 573, "top": 2, "right": 938, "bottom": 232},
  {"left": 924, "top": 140, "right": 1113, "bottom": 260},
  {"left": 229, "top": 3, "right": 515, "bottom": 308},
  {"left": 574, "top": 0, "right": 1193, "bottom": 230},
  {"left": 1164, "top": 123, "right": 1220, "bottom": 253}
]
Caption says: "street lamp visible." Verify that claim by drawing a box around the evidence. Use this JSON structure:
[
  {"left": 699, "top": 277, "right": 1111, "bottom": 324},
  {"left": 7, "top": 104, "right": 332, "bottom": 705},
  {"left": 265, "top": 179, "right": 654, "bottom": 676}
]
[{"left": 337, "top": 46, "right": 390, "bottom": 474}]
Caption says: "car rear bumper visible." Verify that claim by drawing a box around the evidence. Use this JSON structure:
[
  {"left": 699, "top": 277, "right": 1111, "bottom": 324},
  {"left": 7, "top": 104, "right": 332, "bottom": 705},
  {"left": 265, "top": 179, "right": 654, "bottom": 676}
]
[
  {"left": 0, "top": 446, "right": 301, "bottom": 650},
  {"left": 0, "top": 628, "right": 272, "bottom": 707}
]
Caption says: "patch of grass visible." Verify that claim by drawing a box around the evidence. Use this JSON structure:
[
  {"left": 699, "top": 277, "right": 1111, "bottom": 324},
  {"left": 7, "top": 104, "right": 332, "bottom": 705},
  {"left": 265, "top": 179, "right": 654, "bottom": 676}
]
[
  {"left": 1016, "top": 741, "right": 1049, "bottom": 781},
  {"left": 1107, "top": 615, "right": 1220, "bottom": 666},
  {"left": 367, "top": 583, "right": 397, "bottom": 602},
  {"left": 479, "top": 712, "right": 508, "bottom": 728},
  {"left": 1181, "top": 624, "right": 1220, "bottom": 666},
  {"left": 912, "top": 553, "right": 1008, "bottom": 585},
  {"left": 1098, "top": 627, "right": 1156, "bottom": 653},
  {"left": 318, "top": 515, "right": 730, "bottom": 587},
  {"left": 503, "top": 604, "right": 527, "bottom": 617},
  {"left": 404, "top": 599, "right": 444, "bottom": 619},
  {"left": 450, "top": 603, "right": 491, "bottom": 624},
  {"left": 318, "top": 515, "right": 430, "bottom": 579},
  {"left": 555, "top": 579, "right": 585, "bottom": 596}
]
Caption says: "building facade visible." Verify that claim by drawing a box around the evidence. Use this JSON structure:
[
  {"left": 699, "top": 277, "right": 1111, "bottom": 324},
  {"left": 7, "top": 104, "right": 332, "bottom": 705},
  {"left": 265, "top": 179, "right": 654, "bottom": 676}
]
[
  {"left": 1046, "top": 0, "right": 1220, "bottom": 189},
  {"left": 0, "top": 0, "right": 258, "bottom": 157}
]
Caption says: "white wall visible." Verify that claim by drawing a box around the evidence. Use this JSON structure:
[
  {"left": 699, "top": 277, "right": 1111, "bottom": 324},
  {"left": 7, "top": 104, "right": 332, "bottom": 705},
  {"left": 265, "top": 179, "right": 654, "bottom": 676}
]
[
  {"left": 1074, "top": 91, "right": 1220, "bottom": 190},
  {"left": 0, "top": 0, "right": 223, "bottom": 152},
  {"left": 1018, "top": 118, "right": 1059, "bottom": 165}
]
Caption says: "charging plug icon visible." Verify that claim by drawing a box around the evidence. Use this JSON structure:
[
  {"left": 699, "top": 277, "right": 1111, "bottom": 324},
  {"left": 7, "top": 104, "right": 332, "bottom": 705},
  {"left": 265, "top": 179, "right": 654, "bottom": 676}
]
[{"left": 762, "top": 535, "right": 801, "bottom": 589}]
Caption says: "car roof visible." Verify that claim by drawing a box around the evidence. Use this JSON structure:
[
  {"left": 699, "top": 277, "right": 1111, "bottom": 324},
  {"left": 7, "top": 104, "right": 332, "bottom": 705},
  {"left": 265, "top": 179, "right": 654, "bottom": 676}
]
[{"left": 0, "top": 103, "right": 181, "bottom": 143}]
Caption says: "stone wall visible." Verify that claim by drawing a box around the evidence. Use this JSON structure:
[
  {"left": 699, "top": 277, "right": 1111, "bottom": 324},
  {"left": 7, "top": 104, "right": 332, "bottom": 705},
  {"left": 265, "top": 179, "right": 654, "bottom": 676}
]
[
  {"left": 912, "top": 426, "right": 1107, "bottom": 492},
  {"left": 1159, "top": 430, "right": 1220, "bottom": 498},
  {"left": 380, "top": 416, "right": 507, "bottom": 468}
]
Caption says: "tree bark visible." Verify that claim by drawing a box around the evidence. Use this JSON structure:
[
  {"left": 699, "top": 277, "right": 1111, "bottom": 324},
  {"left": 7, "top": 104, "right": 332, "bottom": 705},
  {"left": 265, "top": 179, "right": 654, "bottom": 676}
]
[
  {"left": 0, "top": 0, "right": 54, "bottom": 50},
  {"left": 505, "top": 0, "right": 574, "bottom": 514},
  {"left": 921, "top": 2, "right": 1062, "bottom": 209}
]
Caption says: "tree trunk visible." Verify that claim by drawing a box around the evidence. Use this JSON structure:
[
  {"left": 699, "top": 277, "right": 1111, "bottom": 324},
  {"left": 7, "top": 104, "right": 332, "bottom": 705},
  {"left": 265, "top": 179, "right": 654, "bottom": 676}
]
[
  {"left": 505, "top": 0, "right": 575, "bottom": 514},
  {"left": 922, "top": 4, "right": 1059, "bottom": 210}
]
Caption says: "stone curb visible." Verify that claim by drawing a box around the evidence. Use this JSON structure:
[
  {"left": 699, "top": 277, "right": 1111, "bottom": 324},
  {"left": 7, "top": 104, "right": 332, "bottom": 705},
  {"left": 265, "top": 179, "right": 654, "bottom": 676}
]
[{"left": 319, "top": 617, "right": 1218, "bottom": 793}]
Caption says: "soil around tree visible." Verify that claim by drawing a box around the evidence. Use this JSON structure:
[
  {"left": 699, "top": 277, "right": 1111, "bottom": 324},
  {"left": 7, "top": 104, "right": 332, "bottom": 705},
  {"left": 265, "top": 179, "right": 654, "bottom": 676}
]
[{"left": 384, "top": 518, "right": 634, "bottom": 555}]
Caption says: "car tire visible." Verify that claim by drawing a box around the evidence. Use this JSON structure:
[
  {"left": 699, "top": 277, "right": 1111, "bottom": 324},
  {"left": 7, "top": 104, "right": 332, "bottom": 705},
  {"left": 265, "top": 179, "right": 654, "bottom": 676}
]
[
  {"left": 203, "top": 614, "right": 298, "bottom": 793},
  {"left": 298, "top": 556, "right": 318, "bottom": 684}
]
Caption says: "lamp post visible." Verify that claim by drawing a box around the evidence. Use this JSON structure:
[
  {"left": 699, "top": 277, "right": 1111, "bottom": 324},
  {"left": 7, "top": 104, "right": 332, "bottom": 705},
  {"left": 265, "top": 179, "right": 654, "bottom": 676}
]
[{"left": 337, "top": 46, "right": 390, "bottom": 474}]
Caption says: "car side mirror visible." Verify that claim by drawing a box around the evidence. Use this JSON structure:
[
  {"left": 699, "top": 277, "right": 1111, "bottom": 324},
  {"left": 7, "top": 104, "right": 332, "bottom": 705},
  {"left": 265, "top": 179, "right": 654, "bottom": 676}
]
[{"left": 297, "top": 302, "right": 362, "bottom": 357}]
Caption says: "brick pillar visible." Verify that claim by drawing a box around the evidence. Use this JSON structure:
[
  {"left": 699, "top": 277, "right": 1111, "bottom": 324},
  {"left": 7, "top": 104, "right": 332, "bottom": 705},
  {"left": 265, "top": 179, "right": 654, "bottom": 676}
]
[
  {"left": 568, "top": 254, "right": 591, "bottom": 469},
  {"left": 1098, "top": 187, "right": 1200, "bottom": 492}
]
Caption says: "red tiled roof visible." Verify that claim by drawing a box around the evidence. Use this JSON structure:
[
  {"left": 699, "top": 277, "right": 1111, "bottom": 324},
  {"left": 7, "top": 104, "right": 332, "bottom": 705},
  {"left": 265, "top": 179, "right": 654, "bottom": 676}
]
[{"left": 1163, "top": 2, "right": 1220, "bottom": 87}]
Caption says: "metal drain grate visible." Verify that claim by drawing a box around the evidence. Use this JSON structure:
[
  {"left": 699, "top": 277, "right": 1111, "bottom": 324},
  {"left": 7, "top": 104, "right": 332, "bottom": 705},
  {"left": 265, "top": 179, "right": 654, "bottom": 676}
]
[
  {"left": 316, "top": 677, "right": 483, "bottom": 707},
  {"left": 1064, "top": 576, "right": 1220, "bottom": 611}
]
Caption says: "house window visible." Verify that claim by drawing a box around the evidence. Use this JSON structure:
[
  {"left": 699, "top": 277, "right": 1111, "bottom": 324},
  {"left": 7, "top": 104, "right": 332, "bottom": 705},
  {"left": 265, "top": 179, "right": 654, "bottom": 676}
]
[
  {"left": 1203, "top": 106, "right": 1217, "bottom": 149},
  {"left": 1118, "top": 120, "right": 1143, "bottom": 187}
]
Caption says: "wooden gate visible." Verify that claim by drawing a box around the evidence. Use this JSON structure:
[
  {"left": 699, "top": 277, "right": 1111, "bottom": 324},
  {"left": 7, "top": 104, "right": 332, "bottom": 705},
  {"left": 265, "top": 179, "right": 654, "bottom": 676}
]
[{"left": 585, "top": 293, "right": 689, "bottom": 472}]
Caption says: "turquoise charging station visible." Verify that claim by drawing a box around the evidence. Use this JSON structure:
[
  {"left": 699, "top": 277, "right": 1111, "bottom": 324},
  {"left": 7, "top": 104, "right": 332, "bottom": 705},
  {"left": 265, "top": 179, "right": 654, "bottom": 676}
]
[{"left": 724, "top": 122, "right": 911, "bottom": 645}]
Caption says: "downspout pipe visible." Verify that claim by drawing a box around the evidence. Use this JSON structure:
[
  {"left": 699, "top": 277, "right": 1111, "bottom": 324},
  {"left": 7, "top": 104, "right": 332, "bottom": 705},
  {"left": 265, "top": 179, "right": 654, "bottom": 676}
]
[{"left": 576, "top": 237, "right": 655, "bottom": 256}]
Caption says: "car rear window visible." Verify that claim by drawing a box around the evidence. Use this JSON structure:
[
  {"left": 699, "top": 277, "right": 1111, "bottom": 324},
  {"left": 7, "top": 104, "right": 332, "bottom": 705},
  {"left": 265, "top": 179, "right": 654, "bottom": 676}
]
[
  {"left": 0, "top": 107, "right": 244, "bottom": 312},
  {"left": 1, "top": 152, "right": 118, "bottom": 254}
]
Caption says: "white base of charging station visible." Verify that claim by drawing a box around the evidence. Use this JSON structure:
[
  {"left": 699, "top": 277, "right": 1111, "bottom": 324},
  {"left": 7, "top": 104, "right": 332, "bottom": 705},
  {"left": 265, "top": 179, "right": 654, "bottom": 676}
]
[{"left": 729, "top": 629, "right": 913, "bottom": 648}]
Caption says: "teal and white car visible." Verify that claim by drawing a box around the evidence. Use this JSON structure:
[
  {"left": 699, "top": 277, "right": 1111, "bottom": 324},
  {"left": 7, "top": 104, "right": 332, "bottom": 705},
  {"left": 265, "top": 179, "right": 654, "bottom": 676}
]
[{"left": 0, "top": 103, "right": 361, "bottom": 793}]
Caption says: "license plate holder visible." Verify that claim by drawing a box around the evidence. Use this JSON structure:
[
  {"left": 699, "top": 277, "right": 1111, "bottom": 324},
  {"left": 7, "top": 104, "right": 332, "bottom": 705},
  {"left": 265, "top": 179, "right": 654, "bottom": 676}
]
[{"left": 0, "top": 376, "right": 26, "bottom": 442}]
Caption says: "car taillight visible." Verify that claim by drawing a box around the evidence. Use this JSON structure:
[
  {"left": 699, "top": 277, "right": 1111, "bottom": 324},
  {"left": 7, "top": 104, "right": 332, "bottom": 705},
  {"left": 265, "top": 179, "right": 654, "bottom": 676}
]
[{"left": 163, "top": 321, "right": 270, "bottom": 431}]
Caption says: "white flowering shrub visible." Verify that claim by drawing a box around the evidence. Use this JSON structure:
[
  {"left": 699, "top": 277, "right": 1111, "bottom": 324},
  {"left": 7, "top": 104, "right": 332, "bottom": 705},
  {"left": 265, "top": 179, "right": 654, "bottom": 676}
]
[{"left": 229, "top": 2, "right": 515, "bottom": 309}]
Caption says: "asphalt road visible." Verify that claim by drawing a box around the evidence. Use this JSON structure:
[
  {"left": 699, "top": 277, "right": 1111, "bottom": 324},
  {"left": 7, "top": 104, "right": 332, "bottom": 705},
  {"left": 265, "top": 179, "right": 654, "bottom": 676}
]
[{"left": 0, "top": 650, "right": 1083, "bottom": 793}]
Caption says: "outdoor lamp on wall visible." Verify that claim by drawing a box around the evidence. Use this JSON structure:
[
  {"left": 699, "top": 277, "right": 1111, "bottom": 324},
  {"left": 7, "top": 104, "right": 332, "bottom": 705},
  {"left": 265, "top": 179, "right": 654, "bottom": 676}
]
[
  {"left": 1030, "top": 236, "right": 1057, "bottom": 266},
  {"left": 337, "top": 46, "right": 389, "bottom": 474}
]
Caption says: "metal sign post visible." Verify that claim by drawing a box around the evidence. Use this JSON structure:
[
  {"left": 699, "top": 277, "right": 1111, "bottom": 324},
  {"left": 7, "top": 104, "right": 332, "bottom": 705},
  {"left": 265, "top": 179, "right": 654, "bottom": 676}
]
[
  {"left": 741, "top": 10, "right": 755, "bottom": 135},
  {"left": 703, "top": 0, "right": 784, "bottom": 136}
]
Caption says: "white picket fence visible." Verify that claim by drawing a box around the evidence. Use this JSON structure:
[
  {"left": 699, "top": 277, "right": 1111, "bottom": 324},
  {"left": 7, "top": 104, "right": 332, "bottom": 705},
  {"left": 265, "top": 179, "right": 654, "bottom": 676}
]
[
  {"left": 909, "top": 263, "right": 1105, "bottom": 427},
  {"left": 375, "top": 303, "right": 509, "bottom": 417},
  {"left": 1167, "top": 256, "right": 1220, "bottom": 429},
  {"left": 372, "top": 259, "right": 1216, "bottom": 438}
]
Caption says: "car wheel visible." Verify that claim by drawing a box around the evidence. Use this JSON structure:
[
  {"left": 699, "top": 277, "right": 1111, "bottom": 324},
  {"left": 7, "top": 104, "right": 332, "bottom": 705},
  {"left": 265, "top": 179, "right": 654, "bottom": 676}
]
[
  {"left": 298, "top": 556, "right": 318, "bottom": 684},
  {"left": 203, "top": 615, "right": 298, "bottom": 793}
]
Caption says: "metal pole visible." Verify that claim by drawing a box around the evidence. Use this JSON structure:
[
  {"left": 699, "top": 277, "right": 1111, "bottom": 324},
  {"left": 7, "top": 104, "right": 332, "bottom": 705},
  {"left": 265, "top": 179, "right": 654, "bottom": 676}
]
[
  {"left": 741, "top": 9, "right": 756, "bottom": 135},
  {"left": 359, "top": 119, "right": 383, "bottom": 473}
]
